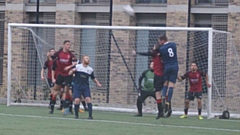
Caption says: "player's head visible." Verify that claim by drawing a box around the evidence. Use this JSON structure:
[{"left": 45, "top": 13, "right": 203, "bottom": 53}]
[
  {"left": 49, "top": 48, "right": 55, "bottom": 56},
  {"left": 150, "top": 62, "right": 154, "bottom": 70},
  {"left": 190, "top": 62, "right": 198, "bottom": 71},
  {"left": 82, "top": 55, "right": 90, "bottom": 65},
  {"left": 63, "top": 40, "right": 71, "bottom": 51},
  {"left": 158, "top": 34, "right": 168, "bottom": 45}
]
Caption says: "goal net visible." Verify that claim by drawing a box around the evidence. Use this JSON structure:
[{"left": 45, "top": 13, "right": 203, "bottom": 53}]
[{"left": 7, "top": 23, "right": 240, "bottom": 119}]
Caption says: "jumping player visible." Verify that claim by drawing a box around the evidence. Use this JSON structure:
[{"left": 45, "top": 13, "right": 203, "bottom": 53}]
[
  {"left": 69, "top": 55, "right": 101, "bottom": 119},
  {"left": 159, "top": 34, "right": 179, "bottom": 115},
  {"left": 178, "top": 62, "right": 211, "bottom": 120}
]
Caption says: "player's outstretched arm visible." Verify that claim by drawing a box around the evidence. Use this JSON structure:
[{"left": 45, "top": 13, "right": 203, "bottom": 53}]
[
  {"left": 132, "top": 50, "right": 153, "bottom": 56},
  {"left": 41, "top": 68, "right": 45, "bottom": 80},
  {"left": 178, "top": 72, "right": 188, "bottom": 81},
  {"left": 205, "top": 73, "right": 211, "bottom": 88},
  {"left": 64, "top": 61, "right": 77, "bottom": 71}
]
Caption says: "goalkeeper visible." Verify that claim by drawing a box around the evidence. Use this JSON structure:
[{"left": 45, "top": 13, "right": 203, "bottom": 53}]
[
  {"left": 178, "top": 62, "right": 211, "bottom": 120},
  {"left": 135, "top": 62, "right": 156, "bottom": 117}
]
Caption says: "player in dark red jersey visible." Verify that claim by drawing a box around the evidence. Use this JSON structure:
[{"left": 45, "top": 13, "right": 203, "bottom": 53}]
[
  {"left": 41, "top": 48, "right": 55, "bottom": 88},
  {"left": 178, "top": 62, "right": 211, "bottom": 120},
  {"left": 132, "top": 44, "right": 164, "bottom": 119},
  {"left": 49, "top": 40, "right": 76, "bottom": 114},
  {"left": 41, "top": 48, "right": 55, "bottom": 108}
]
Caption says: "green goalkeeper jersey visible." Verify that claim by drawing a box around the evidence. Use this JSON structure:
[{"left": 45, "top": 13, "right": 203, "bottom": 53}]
[{"left": 141, "top": 69, "right": 154, "bottom": 92}]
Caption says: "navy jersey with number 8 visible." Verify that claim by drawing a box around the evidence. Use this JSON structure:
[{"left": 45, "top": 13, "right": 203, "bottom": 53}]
[{"left": 159, "top": 42, "right": 178, "bottom": 67}]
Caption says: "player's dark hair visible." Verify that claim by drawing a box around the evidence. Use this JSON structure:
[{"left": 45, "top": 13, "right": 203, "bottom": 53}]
[
  {"left": 159, "top": 34, "right": 168, "bottom": 41},
  {"left": 63, "top": 40, "right": 71, "bottom": 45}
]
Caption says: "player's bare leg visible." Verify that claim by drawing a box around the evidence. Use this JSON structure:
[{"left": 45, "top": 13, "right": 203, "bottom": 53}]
[
  {"left": 49, "top": 84, "right": 61, "bottom": 114},
  {"left": 155, "top": 91, "right": 163, "bottom": 119},
  {"left": 85, "top": 97, "right": 93, "bottom": 119},
  {"left": 74, "top": 98, "right": 80, "bottom": 119},
  {"left": 197, "top": 98, "right": 203, "bottom": 120}
]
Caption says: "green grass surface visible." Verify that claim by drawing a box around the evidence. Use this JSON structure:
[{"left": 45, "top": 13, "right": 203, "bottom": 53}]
[{"left": 0, "top": 105, "right": 239, "bottom": 135}]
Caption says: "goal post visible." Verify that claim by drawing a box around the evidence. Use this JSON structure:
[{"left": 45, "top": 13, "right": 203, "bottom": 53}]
[{"left": 7, "top": 23, "right": 240, "bottom": 119}]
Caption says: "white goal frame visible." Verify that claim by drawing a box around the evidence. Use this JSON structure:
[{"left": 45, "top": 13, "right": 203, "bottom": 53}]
[{"left": 7, "top": 23, "right": 235, "bottom": 119}]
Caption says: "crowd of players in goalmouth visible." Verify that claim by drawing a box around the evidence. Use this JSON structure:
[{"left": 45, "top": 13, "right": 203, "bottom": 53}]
[{"left": 41, "top": 35, "right": 211, "bottom": 120}]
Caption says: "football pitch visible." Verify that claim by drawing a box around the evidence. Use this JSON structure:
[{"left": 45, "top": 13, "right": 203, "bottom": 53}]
[{"left": 0, "top": 105, "right": 239, "bottom": 135}]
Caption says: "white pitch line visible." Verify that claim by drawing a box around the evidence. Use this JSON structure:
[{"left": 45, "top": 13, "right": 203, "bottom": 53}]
[{"left": 0, "top": 113, "right": 239, "bottom": 133}]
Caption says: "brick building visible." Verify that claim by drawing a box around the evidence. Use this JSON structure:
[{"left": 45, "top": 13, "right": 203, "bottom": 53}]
[{"left": 0, "top": 0, "right": 239, "bottom": 114}]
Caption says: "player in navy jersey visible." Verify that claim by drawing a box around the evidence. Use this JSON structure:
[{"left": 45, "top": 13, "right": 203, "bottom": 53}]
[
  {"left": 178, "top": 62, "right": 211, "bottom": 120},
  {"left": 132, "top": 44, "right": 165, "bottom": 119},
  {"left": 158, "top": 34, "right": 179, "bottom": 115},
  {"left": 69, "top": 55, "right": 101, "bottom": 119}
]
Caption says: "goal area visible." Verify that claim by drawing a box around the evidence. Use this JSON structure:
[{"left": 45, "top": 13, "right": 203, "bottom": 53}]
[{"left": 7, "top": 23, "right": 240, "bottom": 119}]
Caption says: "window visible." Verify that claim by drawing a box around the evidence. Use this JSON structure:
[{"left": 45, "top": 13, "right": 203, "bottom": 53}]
[
  {"left": 135, "top": 14, "right": 166, "bottom": 87},
  {"left": 194, "top": 14, "right": 228, "bottom": 96},
  {"left": 195, "top": 0, "right": 228, "bottom": 6},
  {"left": 136, "top": 0, "right": 167, "bottom": 4},
  {"left": 27, "top": 13, "right": 55, "bottom": 86},
  {"left": 80, "top": 13, "right": 109, "bottom": 91},
  {"left": 0, "top": 12, "right": 4, "bottom": 85},
  {"left": 0, "top": 0, "right": 5, "bottom": 5}
]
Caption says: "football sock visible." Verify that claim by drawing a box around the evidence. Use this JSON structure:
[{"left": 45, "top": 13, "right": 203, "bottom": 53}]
[
  {"left": 157, "top": 99, "right": 163, "bottom": 114},
  {"left": 74, "top": 104, "right": 79, "bottom": 117},
  {"left": 87, "top": 103, "right": 93, "bottom": 117},
  {"left": 167, "top": 87, "right": 174, "bottom": 102},
  {"left": 136, "top": 98, "right": 142, "bottom": 115},
  {"left": 162, "top": 86, "right": 168, "bottom": 97},
  {"left": 69, "top": 100, "right": 73, "bottom": 112},
  {"left": 50, "top": 96, "right": 56, "bottom": 112},
  {"left": 198, "top": 108, "right": 202, "bottom": 115},
  {"left": 82, "top": 101, "right": 87, "bottom": 108},
  {"left": 184, "top": 108, "right": 189, "bottom": 115}
]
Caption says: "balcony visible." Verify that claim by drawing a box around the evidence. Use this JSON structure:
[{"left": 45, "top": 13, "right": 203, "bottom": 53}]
[
  {"left": 195, "top": 0, "right": 228, "bottom": 6},
  {"left": 0, "top": 0, "right": 5, "bottom": 5},
  {"left": 29, "top": 0, "right": 56, "bottom": 4},
  {"left": 136, "top": 0, "right": 167, "bottom": 4},
  {"left": 81, "top": 0, "right": 110, "bottom": 4}
]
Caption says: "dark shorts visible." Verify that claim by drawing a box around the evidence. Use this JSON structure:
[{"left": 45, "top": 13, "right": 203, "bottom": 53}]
[
  {"left": 73, "top": 84, "right": 91, "bottom": 99},
  {"left": 154, "top": 74, "right": 164, "bottom": 91},
  {"left": 56, "top": 74, "right": 72, "bottom": 87},
  {"left": 137, "top": 90, "right": 156, "bottom": 102},
  {"left": 47, "top": 78, "right": 54, "bottom": 88},
  {"left": 163, "top": 66, "right": 179, "bottom": 83},
  {"left": 186, "top": 91, "right": 202, "bottom": 101}
]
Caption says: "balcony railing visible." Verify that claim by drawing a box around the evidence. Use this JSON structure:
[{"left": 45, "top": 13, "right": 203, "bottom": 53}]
[
  {"left": 0, "top": 0, "right": 5, "bottom": 4},
  {"left": 195, "top": 0, "right": 228, "bottom": 6},
  {"left": 81, "top": 0, "right": 110, "bottom": 4},
  {"left": 29, "top": 0, "right": 56, "bottom": 4},
  {"left": 136, "top": 0, "right": 167, "bottom": 4}
]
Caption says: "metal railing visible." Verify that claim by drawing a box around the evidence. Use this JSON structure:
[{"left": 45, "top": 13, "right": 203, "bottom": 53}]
[
  {"left": 195, "top": 0, "right": 229, "bottom": 6},
  {"left": 81, "top": 0, "right": 110, "bottom": 4},
  {"left": 136, "top": 0, "right": 167, "bottom": 4},
  {"left": 29, "top": 0, "right": 56, "bottom": 3}
]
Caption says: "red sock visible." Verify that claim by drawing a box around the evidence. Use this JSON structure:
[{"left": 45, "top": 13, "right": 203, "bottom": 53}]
[
  {"left": 157, "top": 99, "right": 162, "bottom": 104},
  {"left": 65, "top": 94, "right": 70, "bottom": 100},
  {"left": 51, "top": 95, "right": 56, "bottom": 101},
  {"left": 166, "top": 96, "right": 168, "bottom": 101}
]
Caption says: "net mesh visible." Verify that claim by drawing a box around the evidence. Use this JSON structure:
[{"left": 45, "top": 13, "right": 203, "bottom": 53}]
[{"left": 8, "top": 25, "right": 240, "bottom": 118}]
